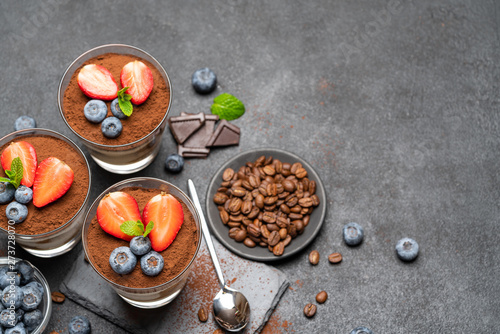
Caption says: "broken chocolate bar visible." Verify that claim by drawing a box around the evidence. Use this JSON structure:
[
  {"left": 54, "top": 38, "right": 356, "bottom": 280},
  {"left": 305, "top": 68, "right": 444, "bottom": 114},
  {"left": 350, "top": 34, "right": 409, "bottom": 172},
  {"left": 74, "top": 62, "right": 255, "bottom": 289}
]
[
  {"left": 181, "top": 112, "right": 219, "bottom": 148},
  {"left": 178, "top": 145, "right": 210, "bottom": 158},
  {"left": 206, "top": 119, "right": 240, "bottom": 147},
  {"left": 168, "top": 113, "right": 205, "bottom": 144}
]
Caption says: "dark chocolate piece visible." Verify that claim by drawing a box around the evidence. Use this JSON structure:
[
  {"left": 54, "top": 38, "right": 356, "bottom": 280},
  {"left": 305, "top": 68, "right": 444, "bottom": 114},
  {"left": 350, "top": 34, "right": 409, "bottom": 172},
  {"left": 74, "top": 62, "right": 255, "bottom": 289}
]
[
  {"left": 181, "top": 112, "right": 219, "bottom": 148},
  {"left": 206, "top": 120, "right": 240, "bottom": 147},
  {"left": 168, "top": 113, "right": 205, "bottom": 144},
  {"left": 178, "top": 145, "right": 210, "bottom": 158}
]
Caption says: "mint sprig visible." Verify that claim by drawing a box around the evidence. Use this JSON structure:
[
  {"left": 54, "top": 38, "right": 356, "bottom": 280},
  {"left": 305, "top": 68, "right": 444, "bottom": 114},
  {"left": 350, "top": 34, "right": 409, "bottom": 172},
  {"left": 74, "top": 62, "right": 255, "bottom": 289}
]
[
  {"left": 0, "top": 157, "right": 23, "bottom": 188},
  {"left": 211, "top": 93, "right": 245, "bottom": 121},
  {"left": 120, "top": 220, "right": 154, "bottom": 238},
  {"left": 117, "top": 87, "right": 133, "bottom": 117}
]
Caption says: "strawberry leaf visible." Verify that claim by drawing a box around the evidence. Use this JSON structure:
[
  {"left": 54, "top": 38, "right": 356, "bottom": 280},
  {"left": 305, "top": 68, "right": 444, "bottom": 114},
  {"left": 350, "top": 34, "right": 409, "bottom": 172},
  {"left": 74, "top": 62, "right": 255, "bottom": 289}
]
[
  {"left": 117, "top": 87, "right": 133, "bottom": 117},
  {"left": 120, "top": 220, "right": 144, "bottom": 237},
  {"left": 143, "top": 221, "right": 154, "bottom": 238}
]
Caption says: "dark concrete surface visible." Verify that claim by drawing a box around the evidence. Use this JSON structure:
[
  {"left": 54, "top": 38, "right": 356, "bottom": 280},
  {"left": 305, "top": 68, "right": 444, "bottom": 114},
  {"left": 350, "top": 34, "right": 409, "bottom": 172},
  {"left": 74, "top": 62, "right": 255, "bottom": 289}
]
[{"left": 0, "top": 0, "right": 499, "bottom": 333}]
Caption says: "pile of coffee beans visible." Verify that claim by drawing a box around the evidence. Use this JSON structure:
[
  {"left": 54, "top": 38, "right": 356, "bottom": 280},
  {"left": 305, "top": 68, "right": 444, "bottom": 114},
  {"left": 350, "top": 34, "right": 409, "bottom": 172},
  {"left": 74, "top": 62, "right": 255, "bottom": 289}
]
[{"left": 213, "top": 155, "right": 320, "bottom": 256}]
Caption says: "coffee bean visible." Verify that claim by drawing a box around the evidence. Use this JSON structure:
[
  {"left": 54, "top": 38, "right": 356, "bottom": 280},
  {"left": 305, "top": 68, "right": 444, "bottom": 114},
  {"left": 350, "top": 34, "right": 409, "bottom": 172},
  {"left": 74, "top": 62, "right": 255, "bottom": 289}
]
[
  {"left": 228, "top": 227, "right": 240, "bottom": 239},
  {"left": 283, "top": 234, "right": 292, "bottom": 247},
  {"left": 309, "top": 180, "right": 316, "bottom": 195},
  {"left": 242, "top": 218, "right": 252, "bottom": 226},
  {"left": 219, "top": 210, "right": 229, "bottom": 225},
  {"left": 263, "top": 165, "right": 276, "bottom": 176},
  {"left": 214, "top": 329, "right": 224, "bottom": 334},
  {"left": 279, "top": 228, "right": 288, "bottom": 240},
  {"left": 198, "top": 305, "right": 209, "bottom": 322},
  {"left": 213, "top": 192, "right": 229, "bottom": 205},
  {"left": 295, "top": 167, "right": 308, "bottom": 178},
  {"left": 311, "top": 194, "right": 320, "bottom": 206},
  {"left": 256, "top": 155, "right": 266, "bottom": 166},
  {"left": 223, "top": 168, "right": 235, "bottom": 181},
  {"left": 260, "top": 225, "right": 270, "bottom": 238},
  {"left": 282, "top": 162, "right": 291, "bottom": 170},
  {"left": 264, "top": 204, "right": 277, "bottom": 211},
  {"left": 286, "top": 196, "right": 298, "bottom": 208},
  {"left": 291, "top": 162, "right": 302, "bottom": 174},
  {"left": 247, "top": 206, "right": 260, "bottom": 219},
  {"left": 247, "top": 224, "right": 261, "bottom": 238},
  {"left": 303, "top": 303, "right": 317, "bottom": 318},
  {"left": 232, "top": 186, "right": 247, "bottom": 197},
  {"left": 278, "top": 191, "right": 290, "bottom": 199},
  {"left": 282, "top": 180, "right": 296, "bottom": 192},
  {"left": 290, "top": 205, "right": 302, "bottom": 213},
  {"left": 249, "top": 175, "right": 260, "bottom": 188},
  {"left": 266, "top": 183, "right": 277, "bottom": 196},
  {"left": 303, "top": 215, "right": 310, "bottom": 226},
  {"left": 288, "top": 224, "right": 298, "bottom": 238},
  {"left": 268, "top": 231, "right": 280, "bottom": 246},
  {"left": 264, "top": 155, "right": 274, "bottom": 165},
  {"left": 273, "top": 241, "right": 285, "bottom": 256},
  {"left": 228, "top": 197, "right": 242, "bottom": 212},
  {"left": 328, "top": 252, "right": 342, "bottom": 264},
  {"left": 292, "top": 220, "right": 304, "bottom": 233},
  {"left": 300, "top": 207, "right": 310, "bottom": 215},
  {"left": 227, "top": 221, "right": 241, "bottom": 228},
  {"left": 241, "top": 200, "right": 252, "bottom": 215},
  {"left": 235, "top": 229, "right": 247, "bottom": 242},
  {"left": 299, "top": 197, "right": 313, "bottom": 208},
  {"left": 262, "top": 211, "right": 277, "bottom": 224},
  {"left": 280, "top": 203, "right": 291, "bottom": 214},
  {"left": 51, "top": 291, "right": 66, "bottom": 303},
  {"left": 249, "top": 234, "right": 261, "bottom": 244},
  {"left": 229, "top": 213, "right": 244, "bottom": 222},
  {"left": 267, "top": 223, "right": 280, "bottom": 232},
  {"left": 289, "top": 212, "right": 303, "bottom": 220},
  {"left": 258, "top": 184, "right": 268, "bottom": 196},
  {"left": 316, "top": 291, "right": 328, "bottom": 304},
  {"left": 243, "top": 238, "right": 256, "bottom": 248},
  {"left": 309, "top": 250, "right": 320, "bottom": 265},
  {"left": 276, "top": 216, "right": 289, "bottom": 228}
]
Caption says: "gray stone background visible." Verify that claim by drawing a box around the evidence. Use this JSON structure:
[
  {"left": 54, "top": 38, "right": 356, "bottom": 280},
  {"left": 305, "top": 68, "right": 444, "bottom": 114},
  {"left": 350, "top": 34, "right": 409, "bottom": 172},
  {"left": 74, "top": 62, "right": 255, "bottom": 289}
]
[{"left": 0, "top": 0, "right": 499, "bottom": 333}]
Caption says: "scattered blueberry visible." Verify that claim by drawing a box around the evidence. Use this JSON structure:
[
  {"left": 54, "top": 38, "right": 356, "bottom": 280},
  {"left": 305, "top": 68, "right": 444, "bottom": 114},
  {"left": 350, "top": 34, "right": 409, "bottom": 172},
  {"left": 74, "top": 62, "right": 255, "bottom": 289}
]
[
  {"left": 101, "top": 116, "right": 123, "bottom": 139},
  {"left": 343, "top": 222, "right": 364, "bottom": 246},
  {"left": 0, "top": 309, "right": 17, "bottom": 328},
  {"left": 110, "top": 99, "right": 128, "bottom": 119},
  {"left": 14, "top": 116, "right": 36, "bottom": 131},
  {"left": 395, "top": 237, "right": 419, "bottom": 262},
  {"left": 192, "top": 68, "right": 217, "bottom": 94},
  {"left": 5, "top": 202, "right": 28, "bottom": 224},
  {"left": 23, "top": 309, "right": 42, "bottom": 332},
  {"left": 68, "top": 315, "right": 91, "bottom": 334},
  {"left": 24, "top": 282, "right": 44, "bottom": 297},
  {"left": 109, "top": 247, "right": 137, "bottom": 275},
  {"left": 0, "top": 267, "right": 21, "bottom": 290},
  {"left": 83, "top": 100, "right": 107, "bottom": 123},
  {"left": 5, "top": 322, "right": 27, "bottom": 334},
  {"left": 20, "top": 285, "right": 42, "bottom": 311},
  {"left": 165, "top": 154, "right": 184, "bottom": 173},
  {"left": 130, "top": 236, "right": 152, "bottom": 256},
  {"left": 14, "top": 186, "right": 33, "bottom": 205},
  {"left": 350, "top": 326, "right": 374, "bottom": 334},
  {"left": 140, "top": 251, "right": 164, "bottom": 277},
  {"left": 2, "top": 285, "right": 23, "bottom": 309},
  {"left": 0, "top": 182, "right": 15, "bottom": 204},
  {"left": 14, "top": 261, "right": 34, "bottom": 285}
]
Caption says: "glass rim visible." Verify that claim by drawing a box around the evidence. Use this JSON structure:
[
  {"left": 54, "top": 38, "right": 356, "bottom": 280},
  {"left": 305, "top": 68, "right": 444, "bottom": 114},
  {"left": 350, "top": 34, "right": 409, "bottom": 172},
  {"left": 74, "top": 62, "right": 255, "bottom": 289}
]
[
  {"left": 57, "top": 43, "right": 173, "bottom": 148},
  {"left": 0, "top": 128, "right": 92, "bottom": 238},
  {"left": 82, "top": 177, "right": 202, "bottom": 292}
]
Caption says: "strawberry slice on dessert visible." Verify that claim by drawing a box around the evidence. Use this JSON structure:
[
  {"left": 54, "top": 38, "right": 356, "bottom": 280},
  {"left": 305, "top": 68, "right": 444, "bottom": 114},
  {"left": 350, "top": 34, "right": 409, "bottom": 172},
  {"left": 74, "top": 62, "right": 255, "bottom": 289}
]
[
  {"left": 78, "top": 64, "right": 119, "bottom": 100},
  {"left": 1, "top": 141, "right": 37, "bottom": 188},
  {"left": 97, "top": 191, "right": 142, "bottom": 241},
  {"left": 33, "top": 157, "right": 74, "bottom": 208},
  {"left": 143, "top": 193, "right": 184, "bottom": 252},
  {"left": 120, "top": 60, "right": 154, "bottom": 105}
]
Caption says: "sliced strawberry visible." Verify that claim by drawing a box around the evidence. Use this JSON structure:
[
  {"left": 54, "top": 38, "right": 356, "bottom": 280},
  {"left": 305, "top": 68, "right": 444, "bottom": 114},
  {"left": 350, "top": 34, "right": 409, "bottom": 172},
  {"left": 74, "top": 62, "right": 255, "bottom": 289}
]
[
  {"left": 32, "top": 157, "right": 74, "bottom": 208},
  {"left": 1, "top": 141, "right": 37, "bottom": 188},
  {"left": 143, "top": 193, "right": 184, "bottom": 252},
  {"left": 96, "top": 191, "right": 142, "bottom": 241},
  {"left": 77, "top": 64, "right": 119, "bottom": 100},
  {"left": 120, "top": 60, "right": 154, "bottom": 105}
]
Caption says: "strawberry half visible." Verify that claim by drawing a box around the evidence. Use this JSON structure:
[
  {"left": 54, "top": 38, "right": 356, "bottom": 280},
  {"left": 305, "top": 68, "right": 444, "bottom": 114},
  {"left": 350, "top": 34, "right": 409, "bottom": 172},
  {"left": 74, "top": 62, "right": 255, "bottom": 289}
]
[
  {"left": 77, "top": 64, "right": 119, "bottom": 100},
  {"left": 1, "top": 141, "right": 37, "bottom": 188},
  {"left": 32, "top": 157, "right": 74, "bottom": 208},
  {"left": 143, "top": 193, "right": 184, "bottom": 252},
  {"left": 120, "top": 61, "right": 154, "bottom": 105},
  {"left": 96, "top": 192, "right": 142, "bottom": 241}
]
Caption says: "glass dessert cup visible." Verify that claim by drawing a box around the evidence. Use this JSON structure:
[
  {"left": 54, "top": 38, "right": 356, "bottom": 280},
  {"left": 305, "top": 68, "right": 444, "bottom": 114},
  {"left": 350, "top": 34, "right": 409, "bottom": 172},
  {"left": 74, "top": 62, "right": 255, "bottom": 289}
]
[
  {"left": 57, "top": 44, "right": 172, "bottom": 174},
  {"left": 0, "top": 129, "right": 92, "bottom": 258},
  {"left": 82, "top": 177, "right": 201, "bottom": 309},
  {"left": 0, "top": 257, "right": 52, "bottom": 333}
]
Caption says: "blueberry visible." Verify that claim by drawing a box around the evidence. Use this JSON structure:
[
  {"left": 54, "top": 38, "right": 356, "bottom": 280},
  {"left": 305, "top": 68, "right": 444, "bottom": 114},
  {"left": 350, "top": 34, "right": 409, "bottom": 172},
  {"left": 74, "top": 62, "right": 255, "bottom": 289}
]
[
  {"left": 2, "top": 285, "right": 23, "bottom": 309},
  {"left": 0, "top": 267, "right": 21, "bottom": 290},
  {"left": 101, "top": 117, "right": 122, "bottom": 139},
  {"left": 83, "top": 100, "right": 107, "bottom": 123},
  {"left": 68, "top": 315, "right": 91, "bottom": 334},
  {"left": 0, "top": 309, "right": 16, "bottom": 328},
  {"left": 343, "top": 222, "right": 364, "bottom": 246},
  {"left": 22, "top": 309, "right": 42, "bottom": 332},
  {"left": 14, "top": 187, "right": 32, "bottom": 205},
  {"left": 109, "top": 247, "right": 136, "bottom": 275},
  {"left": 0, "top": 182, "right": 15, "bottom": 205},
  {"left": 5, "top": 322, "right": 27, "bottom": 334},
  {"left": 20, "top": 286, "right": 41, "bottom": 311},
  {"left": 350, "top": 326, "right": 374, "bottom": 334},
  {"left": 396, "top": 237, "right": 419, "bottom": 262},
  {"left": 110, "top": 99, "right": 128, "bottom": 119},
  {"left": 165, "top": 154, "right": 184, "bottom": 173},
  {"left": 14, "top": 261, "right": 34, "bottom": 285},
  {"left": 192, "top": 68, "right": 217, "bottom": 94},
  {"left": 24, "top": 282, "right": 44, "bottom": 297},
  {"left": 140, "top": 251, "right": 164, "bottom": 277},
  {"left": 129, "top": 236, "right": 151, "bottom": 256},
  {"left": 5, "top": 202, "right": 28, "bottom": 224},
  {"left": 14, "top": 116, "right": 36, "bottom": 131}
]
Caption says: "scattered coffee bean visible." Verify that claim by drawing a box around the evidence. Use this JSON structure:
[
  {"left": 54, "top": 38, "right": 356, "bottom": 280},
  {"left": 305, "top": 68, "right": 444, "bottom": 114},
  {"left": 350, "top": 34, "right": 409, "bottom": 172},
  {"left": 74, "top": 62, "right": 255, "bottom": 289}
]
[
  {"left": 51, "top": 291, "right": 66, "bottom": 303},
  {"left": 316, "top": 291, "right": 328, "bottom": 304},
  {"left": 198, "top": 305, "right": 209, "bottom": 322},
  {"left": 214, "top": 329, "right": 225, "bottom": 334},
  {"left": 303, "top": 303, "right": 317, "bottom": 318},
  {"left": 309, "top": 250, "right": 320, "bottom": 265},
  {"left": 328, "top": 252, "right": 342, "bottom": 264}
]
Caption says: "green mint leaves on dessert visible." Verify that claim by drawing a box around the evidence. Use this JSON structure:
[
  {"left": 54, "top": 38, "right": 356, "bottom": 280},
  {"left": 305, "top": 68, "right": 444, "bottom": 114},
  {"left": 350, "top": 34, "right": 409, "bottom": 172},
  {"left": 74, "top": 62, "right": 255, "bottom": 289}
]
[
  {"left": 118, "top": 87, "right": 133, "bottom": 117},
  {"left": 120, "top": 220, "right": 154, "bottom": 238},
  {"left": 211, "top": 93, "right": 245, "bottom": 121},
  {"left": 0, "top": 157, "right": 23, "bottom": 188}
]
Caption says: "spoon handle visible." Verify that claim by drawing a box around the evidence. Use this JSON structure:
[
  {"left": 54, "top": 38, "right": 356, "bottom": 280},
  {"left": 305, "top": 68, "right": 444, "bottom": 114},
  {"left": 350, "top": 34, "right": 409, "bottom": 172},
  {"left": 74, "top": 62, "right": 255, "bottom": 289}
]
[{"left": 188, "top": 179, "right": 225, "bottom": 288}]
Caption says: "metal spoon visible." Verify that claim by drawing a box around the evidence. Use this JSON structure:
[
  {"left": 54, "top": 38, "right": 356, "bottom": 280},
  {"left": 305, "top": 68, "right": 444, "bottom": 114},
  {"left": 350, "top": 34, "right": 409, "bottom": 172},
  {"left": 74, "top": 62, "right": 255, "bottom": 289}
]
[{"left": 188, "top": 179, "right": 251, "bottom": 332}]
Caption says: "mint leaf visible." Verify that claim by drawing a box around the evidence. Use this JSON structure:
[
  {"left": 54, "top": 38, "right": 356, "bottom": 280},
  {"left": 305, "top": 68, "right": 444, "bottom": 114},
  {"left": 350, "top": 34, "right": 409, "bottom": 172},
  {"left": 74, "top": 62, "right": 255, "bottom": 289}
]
[
  {"left": 211, "top": 93, "right": 245, "bottom": 121},
  {"left": 120, "top": 220, "right": 145, "bottom": 237},
  {"left": 0, "top": 177, "right": 12, "bottom": 183},
  {"left": 143, "top": 221, "right": 154, "bottom": 238},
  {"left": 2, "top": 157, "right": 23, "bottom": 188},
  {"left": 117, "top": 87, "right": 133, "bottom": 117}
]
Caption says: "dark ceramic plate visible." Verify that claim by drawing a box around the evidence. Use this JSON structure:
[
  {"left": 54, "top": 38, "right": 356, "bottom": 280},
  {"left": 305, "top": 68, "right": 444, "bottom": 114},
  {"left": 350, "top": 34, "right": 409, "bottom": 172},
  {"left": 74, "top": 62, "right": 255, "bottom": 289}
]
[{"left": 205, "top": 148, "right": 327, "bottom": 262}]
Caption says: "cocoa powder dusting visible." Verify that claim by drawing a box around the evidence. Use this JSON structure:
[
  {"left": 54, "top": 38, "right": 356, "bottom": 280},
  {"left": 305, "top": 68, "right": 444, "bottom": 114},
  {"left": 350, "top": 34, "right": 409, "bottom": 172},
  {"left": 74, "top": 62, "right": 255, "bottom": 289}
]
[
  {"left": 62, "top": 53, "right": 170, "bottom": 145},
  {"left": 0, "top": 135, "right": 90, "bottom": 235},
  {"left": 86, "top": 187, "right": 199, "bottom": 289}
]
